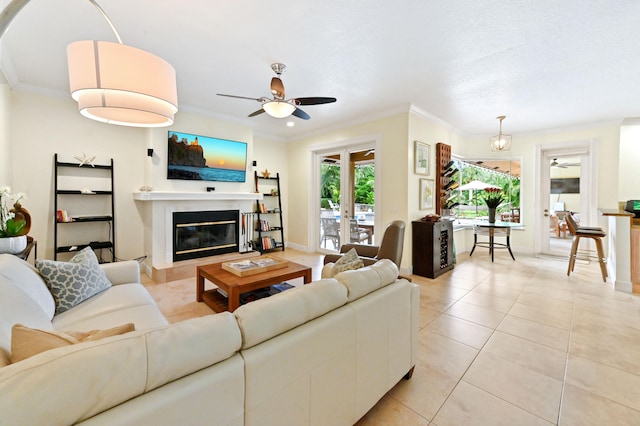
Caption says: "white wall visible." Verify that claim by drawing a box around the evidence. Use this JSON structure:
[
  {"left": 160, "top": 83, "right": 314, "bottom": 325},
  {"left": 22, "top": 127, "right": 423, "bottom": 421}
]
[
  {"left": 2, "top": 86, "right": 632, "bottom": 272},
  {"left": 7, "top": 90, "right": 263, "bottom": 262},
  {"left": 459, "top": 123, "right": 621, "bottom": 254},
  {"left": 284, "top": 109, "right": 460, "bottom": 271},
  {"left": 10, "top": 91, "right": 147, "bottom": 260},
  {"left": 285, "top": 113, "right": 409, "bottom": 264},
  {"left": 0, "top": 80, "right": 10, "bottom": 186},
  {"left": 252, "top": 135, "right": 289, "bottom": 241},
  {"left": 619, "top": 119, "right": 640, "bottom": 202}
]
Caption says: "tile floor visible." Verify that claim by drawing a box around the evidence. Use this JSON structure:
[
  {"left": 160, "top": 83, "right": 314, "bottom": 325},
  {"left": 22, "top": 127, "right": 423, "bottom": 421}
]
[{"left": 142, "top": 249, "right": 640, "bottom": 425}]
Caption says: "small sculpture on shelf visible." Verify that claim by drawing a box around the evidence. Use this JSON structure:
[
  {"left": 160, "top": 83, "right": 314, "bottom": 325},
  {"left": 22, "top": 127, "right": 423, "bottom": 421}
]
[
  {"left": 261, "top": 169, "right": 271, "bottom": 178},
  {"left": 74, "top": 153, "right": 96, "bottom": 167}
]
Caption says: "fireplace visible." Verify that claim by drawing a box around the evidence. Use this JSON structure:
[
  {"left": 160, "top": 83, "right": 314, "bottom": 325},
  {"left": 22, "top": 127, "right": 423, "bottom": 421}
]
[{"left": 173, "top": 210, "right": 239, "bottom": 262}]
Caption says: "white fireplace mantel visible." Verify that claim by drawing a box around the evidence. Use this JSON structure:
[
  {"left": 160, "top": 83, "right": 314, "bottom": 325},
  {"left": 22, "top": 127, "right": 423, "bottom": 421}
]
[
  {"left": 132, "top": 191, "right": 263, "bottom": 201},
  {"left": 133, "top": 191, "right": 263, "bottom": 272}
]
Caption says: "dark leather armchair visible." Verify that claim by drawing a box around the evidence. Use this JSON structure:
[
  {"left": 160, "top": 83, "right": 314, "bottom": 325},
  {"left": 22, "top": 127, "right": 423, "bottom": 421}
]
[{"left": 323, "top": 220, "right": 405, "bottom": 267}]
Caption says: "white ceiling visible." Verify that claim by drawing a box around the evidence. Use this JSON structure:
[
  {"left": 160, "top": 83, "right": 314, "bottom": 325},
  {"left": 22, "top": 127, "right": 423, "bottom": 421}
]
[{"left": 2, "top": 0, "right": 640, "bottom": 140}]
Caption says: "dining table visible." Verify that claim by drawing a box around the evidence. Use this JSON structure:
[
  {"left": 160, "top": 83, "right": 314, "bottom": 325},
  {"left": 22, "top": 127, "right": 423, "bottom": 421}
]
[{"left": 470, "top": 220, "right": 523, "bottom": 262}]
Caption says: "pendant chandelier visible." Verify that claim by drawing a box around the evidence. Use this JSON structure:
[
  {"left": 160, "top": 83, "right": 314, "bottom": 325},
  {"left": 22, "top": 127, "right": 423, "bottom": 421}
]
[{"left": 489, "top": 115, "right": 512, "bottom": 152}]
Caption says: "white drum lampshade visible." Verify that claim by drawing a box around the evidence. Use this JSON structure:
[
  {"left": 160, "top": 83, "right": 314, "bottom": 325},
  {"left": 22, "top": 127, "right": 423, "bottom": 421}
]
[{"left": 67, "top": 40, "right": 178, "bottom": 127}]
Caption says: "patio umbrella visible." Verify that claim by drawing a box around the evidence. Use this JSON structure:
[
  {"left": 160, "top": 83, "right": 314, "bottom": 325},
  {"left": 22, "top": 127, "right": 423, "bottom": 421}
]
[{"left": 458, "top": 180, "right": 500, "bottom": 215}]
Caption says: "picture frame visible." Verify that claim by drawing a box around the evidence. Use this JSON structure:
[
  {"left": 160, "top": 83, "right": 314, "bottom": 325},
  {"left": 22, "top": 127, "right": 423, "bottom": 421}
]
[
  {"left": 414, "top": 141, "right": 430, "bottom": 175},
  {"left": 419, "top": 178, "right": 434, "bottom": 210}
]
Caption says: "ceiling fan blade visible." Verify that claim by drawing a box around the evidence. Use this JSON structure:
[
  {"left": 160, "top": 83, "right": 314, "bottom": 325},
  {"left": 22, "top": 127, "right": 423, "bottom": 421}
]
[
  {"left": 293, "top": 97, "right": 337, "bottom": 106},
  {"left": 292, "top": 107, "right": 310, "bottom": 120},
  {"left": 270, "top": 77, "right": 285, "bottom": 99},
  {"left": 217, "top": 93, "right": 263, "bottom": 102},
  {"left": 248, "top": 109, "right": 265, "bottom": 117}
]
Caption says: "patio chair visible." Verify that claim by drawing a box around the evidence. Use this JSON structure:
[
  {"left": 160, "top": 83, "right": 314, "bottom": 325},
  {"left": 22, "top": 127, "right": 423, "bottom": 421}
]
[
  {"left": 349, "top": 219, "right": 371, "bottom": 243},
  {"left": 321, "top": 217, "right": 340, "bottom": 248}
]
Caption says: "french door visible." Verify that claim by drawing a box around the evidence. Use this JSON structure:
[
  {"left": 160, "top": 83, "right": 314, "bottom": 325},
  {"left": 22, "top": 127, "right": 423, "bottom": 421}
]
[{"left": 313, "top": 141, "right": 376, "bottom": 253}]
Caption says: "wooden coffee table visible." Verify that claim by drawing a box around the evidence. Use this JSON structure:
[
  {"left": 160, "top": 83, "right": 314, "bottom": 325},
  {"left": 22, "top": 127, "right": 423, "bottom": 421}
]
[{"left": 196, "top": 258, "right": 312, "bottom": 312}]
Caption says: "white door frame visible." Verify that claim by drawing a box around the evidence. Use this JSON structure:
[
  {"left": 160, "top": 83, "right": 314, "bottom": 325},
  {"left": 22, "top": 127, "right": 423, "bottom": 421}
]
[
  {"left": 535, "top": 139, "right": 598, "bottom": 254},
  {"left": 309, "top": 135, "right": 381, "bottom": 254}
]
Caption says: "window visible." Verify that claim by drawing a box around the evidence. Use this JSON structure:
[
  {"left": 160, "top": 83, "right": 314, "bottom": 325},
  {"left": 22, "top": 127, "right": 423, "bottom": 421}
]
[{"left": 446, "top": 158, "right": 521, "bottom": 223}]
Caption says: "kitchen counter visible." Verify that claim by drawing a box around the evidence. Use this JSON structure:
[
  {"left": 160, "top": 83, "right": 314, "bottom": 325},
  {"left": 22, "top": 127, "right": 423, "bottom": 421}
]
[{"left": 599, "top": 208, "right": 638, "bottom": 292}]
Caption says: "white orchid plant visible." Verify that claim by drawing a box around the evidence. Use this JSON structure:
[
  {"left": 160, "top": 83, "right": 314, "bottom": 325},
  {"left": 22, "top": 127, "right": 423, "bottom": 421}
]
[{"left": 0, "top": 186, "right": 27, "bottom": 237}]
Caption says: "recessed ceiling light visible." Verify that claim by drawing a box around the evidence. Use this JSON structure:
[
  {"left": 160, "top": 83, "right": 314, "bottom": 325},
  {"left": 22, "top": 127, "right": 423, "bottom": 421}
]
[{"left": 286, "top": 121, "right": 295, "bottom": 127}]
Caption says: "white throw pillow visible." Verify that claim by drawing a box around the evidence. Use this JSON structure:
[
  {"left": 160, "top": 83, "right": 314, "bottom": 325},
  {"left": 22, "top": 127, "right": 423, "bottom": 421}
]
[{"left": 36, "top": 248, "right": 112, "bottom": 315}]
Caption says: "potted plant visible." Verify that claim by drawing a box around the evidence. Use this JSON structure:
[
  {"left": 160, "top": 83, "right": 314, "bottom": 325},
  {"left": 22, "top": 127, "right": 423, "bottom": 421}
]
[
  {"left": 482, "top": 187, "right": 503, "bottom": 223},
  {"left": 0, "top": 187, "right": 28, "bottom": 253}
]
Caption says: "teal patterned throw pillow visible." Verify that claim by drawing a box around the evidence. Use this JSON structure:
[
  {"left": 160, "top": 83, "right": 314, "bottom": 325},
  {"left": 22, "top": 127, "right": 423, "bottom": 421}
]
[
  {"left": 333, "top": 248, "right": 365, "bottom": 274},
  {"left": 36, "top": 247, "right": 112, "bottom": 315}
]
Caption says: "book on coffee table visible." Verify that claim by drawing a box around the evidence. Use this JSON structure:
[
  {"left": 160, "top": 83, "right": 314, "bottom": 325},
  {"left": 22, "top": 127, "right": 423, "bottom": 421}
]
[{"left": 222, "top": 256, "right": 288, "bottom": 277}]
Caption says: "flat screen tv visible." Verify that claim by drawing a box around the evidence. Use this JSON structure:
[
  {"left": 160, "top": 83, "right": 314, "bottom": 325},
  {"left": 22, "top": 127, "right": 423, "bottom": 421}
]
[
  {"left": 550, "top": 178, "right": 580, "bottom": 194},
  {"left": 167, "top": 131, "right": 247, "bottom": 182}
]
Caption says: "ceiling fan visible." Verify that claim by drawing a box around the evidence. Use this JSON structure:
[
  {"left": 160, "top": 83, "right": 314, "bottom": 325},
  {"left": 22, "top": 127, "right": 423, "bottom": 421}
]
[
  {"left": 217, "top": 63, "right": 337, "bottom": 120},
  {"left": 551, "top": 158, "right": 581, "bottom": 168}
]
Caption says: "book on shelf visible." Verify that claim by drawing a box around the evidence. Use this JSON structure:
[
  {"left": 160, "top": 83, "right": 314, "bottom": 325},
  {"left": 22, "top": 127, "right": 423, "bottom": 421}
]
[
  {"left": 56, "top": 210, "right": 70, "bottom": 222},
  {"left": 258, "top": 203, "right": 267, "bottom": 213},
  {"left": 260, "top": 236, "right": 278, "bottom": 250}
]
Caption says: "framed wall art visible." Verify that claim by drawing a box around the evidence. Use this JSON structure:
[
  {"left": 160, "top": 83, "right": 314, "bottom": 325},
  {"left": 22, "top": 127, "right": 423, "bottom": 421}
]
[
  {"left": 414, "top": 141, "right": 430, "bottom": 175},
  {"left": 420, "top": 178, "right": 434, "bottom": 210}
]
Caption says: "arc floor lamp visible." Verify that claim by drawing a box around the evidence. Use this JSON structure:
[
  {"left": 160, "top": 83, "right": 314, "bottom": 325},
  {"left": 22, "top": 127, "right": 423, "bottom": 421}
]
[{"left": 0, "top": 0, "right": 178, "bottom": 128}]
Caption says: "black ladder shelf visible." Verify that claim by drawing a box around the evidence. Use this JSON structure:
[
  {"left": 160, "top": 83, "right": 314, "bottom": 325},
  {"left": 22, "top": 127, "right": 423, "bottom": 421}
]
[
  {"left": 254, "top": 171, "right": 285, "bottom": 253},
  {"left": 53, "top": 153, "right": 116, "bottom": 262}
]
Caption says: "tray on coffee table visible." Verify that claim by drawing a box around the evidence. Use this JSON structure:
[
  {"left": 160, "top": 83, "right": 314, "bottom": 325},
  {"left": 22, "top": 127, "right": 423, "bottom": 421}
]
[{"left": 221, "top": 256, "right": 288, "bottom": 277}]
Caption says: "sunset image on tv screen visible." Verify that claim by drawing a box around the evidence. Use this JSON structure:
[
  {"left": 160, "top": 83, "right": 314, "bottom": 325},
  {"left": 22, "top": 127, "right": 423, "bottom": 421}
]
[{"left": 167, "top": 131, "right": 247, "bottom": 182}]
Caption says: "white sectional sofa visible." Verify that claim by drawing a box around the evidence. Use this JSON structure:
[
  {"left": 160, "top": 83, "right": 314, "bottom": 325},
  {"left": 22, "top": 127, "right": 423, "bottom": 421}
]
[{"left": 0, "top": 253, "right": 419, "bottom": 425}]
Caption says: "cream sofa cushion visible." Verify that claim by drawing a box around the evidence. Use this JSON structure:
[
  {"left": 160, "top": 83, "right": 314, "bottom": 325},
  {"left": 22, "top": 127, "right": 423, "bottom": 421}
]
[
  {"left": 0, "top": 254, "right": 55, "bottom": 319},
  {"left": 0, "top": 313, "right": 242, "bottom": 425},
  {"left": 144, "top": 313, "right": 242, "bottom": 391},
  {"left": 333, "top": 259, "right": 399, "bottom": 302},
  {"left": 0, "top": 277, "right": 55, "bottom": 366},
  {"left": 51, "top": 283, "right": 168, "bottom": 331},
  {"left": 234, "top": 279, "right": 348, "bottom": 349}
]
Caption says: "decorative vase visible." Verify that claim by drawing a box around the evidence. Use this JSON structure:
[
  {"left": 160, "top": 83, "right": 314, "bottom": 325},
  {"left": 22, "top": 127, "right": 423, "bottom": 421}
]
[
  {"left": 488, "top": 207, "right": 496, "bottom": 223},
  {"left": 10, "top": 202, "right": 31, "bottom": 235},
  {"left": 0, "top": 235, "right": 27, "bottom": 254}
]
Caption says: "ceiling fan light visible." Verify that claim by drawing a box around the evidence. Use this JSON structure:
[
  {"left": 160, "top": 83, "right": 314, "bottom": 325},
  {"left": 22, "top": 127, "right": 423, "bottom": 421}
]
[
  {"left": 67, "top": 40, "right": 178, "bottom": 127},
  {"left": 263, "top": 100, "right": 295, "bottom": 118}
]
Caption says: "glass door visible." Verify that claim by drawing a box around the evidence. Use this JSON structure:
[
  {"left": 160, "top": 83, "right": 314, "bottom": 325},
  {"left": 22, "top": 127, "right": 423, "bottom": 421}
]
[
  {"left": 318, "top": 153, "right": 342, "bottom": 251},
  {"left": 537, "top": 141, "right": 595, "bottom": 257},
  {"left": 545, "top": 155, "right": 582, "bottom": 256},
  {"left": 315, "top": 144, "right": 376, "bottom": 253}
]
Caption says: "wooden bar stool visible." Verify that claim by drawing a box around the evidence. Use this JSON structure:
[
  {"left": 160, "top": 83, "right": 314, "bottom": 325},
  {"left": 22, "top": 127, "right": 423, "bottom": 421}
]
[{"left": 565, "top": 214, "right": 607, "bottom": 282}]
